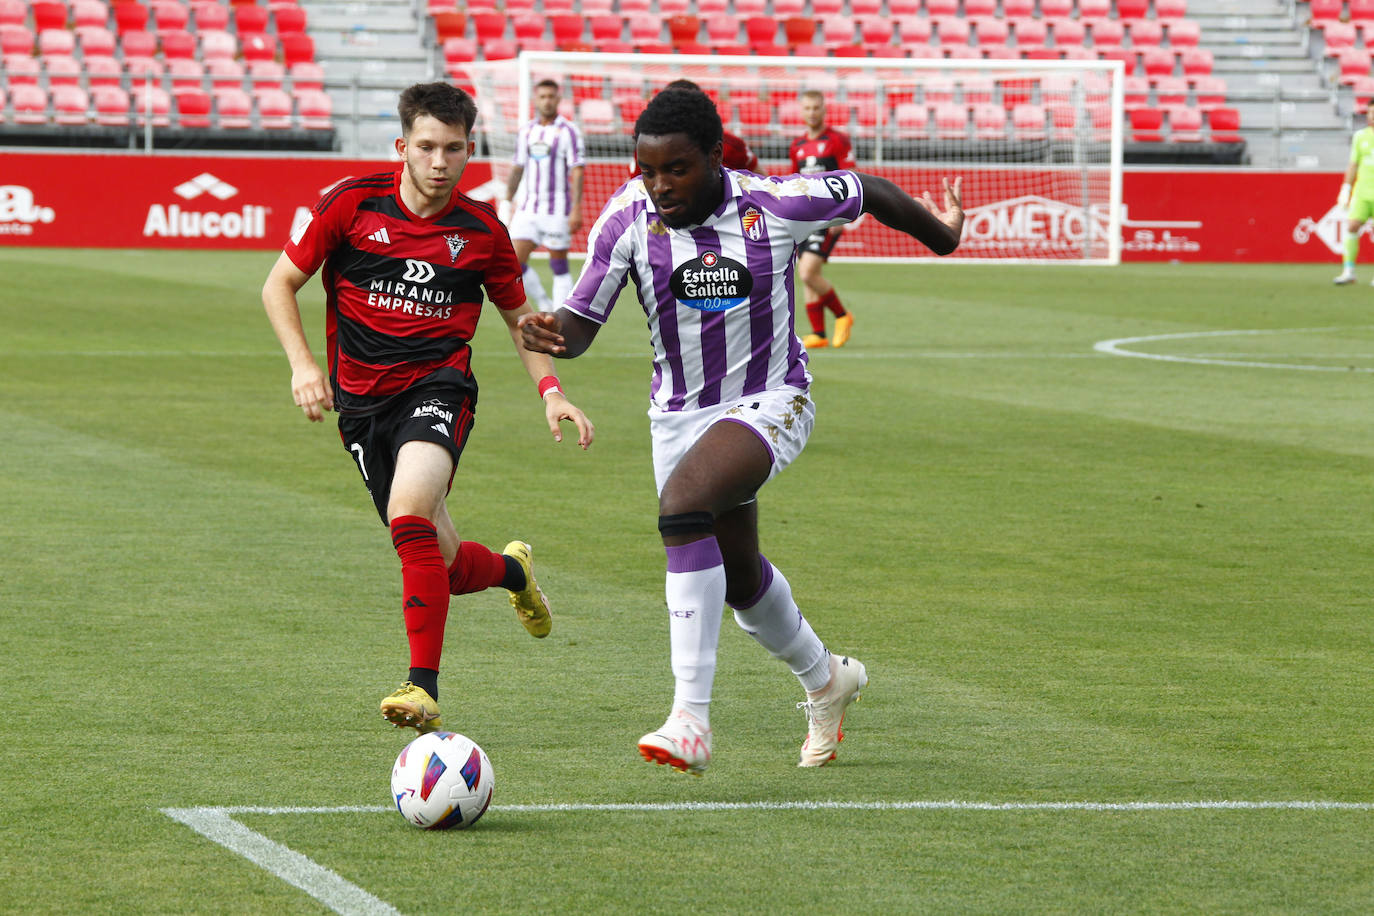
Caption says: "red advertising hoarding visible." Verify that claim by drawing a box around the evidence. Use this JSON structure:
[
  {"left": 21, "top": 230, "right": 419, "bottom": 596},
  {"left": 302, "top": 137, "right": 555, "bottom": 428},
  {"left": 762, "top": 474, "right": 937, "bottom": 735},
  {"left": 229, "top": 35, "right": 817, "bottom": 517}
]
[{"left": 0, "top": 150, "right": 1350, "bottom": 262}]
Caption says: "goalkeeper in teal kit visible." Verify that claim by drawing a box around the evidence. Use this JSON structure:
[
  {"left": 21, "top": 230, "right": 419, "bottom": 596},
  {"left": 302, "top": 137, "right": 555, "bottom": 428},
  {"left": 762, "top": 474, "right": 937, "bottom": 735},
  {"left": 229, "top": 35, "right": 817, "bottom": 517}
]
[{"left": 1334, "top": 100, "right": 1374, "bottom": 285}]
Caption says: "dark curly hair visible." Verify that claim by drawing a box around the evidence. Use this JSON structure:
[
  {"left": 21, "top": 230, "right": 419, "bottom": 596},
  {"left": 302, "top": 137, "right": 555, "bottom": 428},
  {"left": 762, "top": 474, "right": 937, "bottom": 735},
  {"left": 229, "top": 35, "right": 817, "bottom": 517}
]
[
  {"left": 398, "top": 81, "right": 477, "bottom": 137},
  {"left": 634, "top": 88, "right": 722, "bottom": 156}
]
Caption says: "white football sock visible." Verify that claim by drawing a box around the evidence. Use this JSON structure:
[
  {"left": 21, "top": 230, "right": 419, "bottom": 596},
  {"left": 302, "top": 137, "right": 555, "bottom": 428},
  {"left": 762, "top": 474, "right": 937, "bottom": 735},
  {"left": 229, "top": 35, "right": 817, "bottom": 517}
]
[
  {"left": 665, "top": 539, "right": 726, "bottom": 726},
  {"left": 522, "top": 264, "right": 551, "bottom": 308},
  {"left": 551, "top": 271, "right": 572, "bottom": 307},
  {"left": 731, "top": 557, "right": 830, "bottom": 692}
]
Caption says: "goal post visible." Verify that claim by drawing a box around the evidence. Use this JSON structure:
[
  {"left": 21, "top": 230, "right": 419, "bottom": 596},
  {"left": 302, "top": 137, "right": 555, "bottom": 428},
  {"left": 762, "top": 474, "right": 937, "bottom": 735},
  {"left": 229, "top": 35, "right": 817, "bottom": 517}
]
[{"left": 460, "top": 52, "right": 1124, "bottom": 264}]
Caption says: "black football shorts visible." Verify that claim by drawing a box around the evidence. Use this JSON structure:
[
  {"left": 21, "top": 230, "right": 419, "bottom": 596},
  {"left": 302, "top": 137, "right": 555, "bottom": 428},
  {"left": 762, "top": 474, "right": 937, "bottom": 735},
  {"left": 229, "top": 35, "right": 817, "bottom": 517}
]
[
  {"left": 337, "top": 387, "right": 476, "bottom": 524},
  {"left": 799, "top": 225, "right": 843, "bottom": 260}
]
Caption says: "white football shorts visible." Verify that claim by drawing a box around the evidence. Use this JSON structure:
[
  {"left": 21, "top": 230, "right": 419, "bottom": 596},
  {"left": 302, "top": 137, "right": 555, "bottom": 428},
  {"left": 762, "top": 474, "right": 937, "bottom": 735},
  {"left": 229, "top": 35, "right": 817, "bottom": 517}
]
[
  {"left": 508, "top": 210, "right": 572, "bottom": 251},
  {"left": 648, "top": 385, "right": 816, "bottom": 497}
]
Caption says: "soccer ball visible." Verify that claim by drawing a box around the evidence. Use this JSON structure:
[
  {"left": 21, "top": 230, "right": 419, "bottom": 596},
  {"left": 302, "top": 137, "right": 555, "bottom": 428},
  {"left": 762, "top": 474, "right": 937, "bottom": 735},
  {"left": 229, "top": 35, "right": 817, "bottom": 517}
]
[{"left": 390, "top": 731, "right": 494, "bottom": 830}]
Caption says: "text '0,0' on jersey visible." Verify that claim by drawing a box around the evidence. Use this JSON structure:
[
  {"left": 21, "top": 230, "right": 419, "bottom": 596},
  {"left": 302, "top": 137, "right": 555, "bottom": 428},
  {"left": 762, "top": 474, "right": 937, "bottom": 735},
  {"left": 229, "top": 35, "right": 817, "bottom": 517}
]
[
  {"left": 565, "top": 169, "right": 863, "bottom": 413},
  {"left": 284, "top": 169, "right": 525, "bottom": 416}
]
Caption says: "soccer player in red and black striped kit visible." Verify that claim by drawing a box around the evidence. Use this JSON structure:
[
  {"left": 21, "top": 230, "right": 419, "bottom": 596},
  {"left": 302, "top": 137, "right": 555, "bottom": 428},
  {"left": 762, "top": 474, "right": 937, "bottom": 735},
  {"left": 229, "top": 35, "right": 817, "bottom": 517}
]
[
  {"left": 789, "top": 89, "right": 856, "bottom": 349},
  {"left": 262, "top": 82, "right": 594, "bottom": 735}
]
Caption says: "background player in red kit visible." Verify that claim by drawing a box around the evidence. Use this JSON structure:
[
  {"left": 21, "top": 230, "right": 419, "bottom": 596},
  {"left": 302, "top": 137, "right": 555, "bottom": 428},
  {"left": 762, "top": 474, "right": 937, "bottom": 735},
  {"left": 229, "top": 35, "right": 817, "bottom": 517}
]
[
  {"left": 789, "top": 89, "right": 856, "bottom": 349},
  {"left": 261, "top": 82, "right": 594, "bottom": 734}
]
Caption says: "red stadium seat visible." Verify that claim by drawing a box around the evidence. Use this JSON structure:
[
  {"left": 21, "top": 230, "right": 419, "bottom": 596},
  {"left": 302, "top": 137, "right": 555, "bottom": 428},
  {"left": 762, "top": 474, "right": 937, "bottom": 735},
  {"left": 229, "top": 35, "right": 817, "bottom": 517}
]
[
  {"left": 926, "top": 0, "right": 957, "bottom": 15},
  {"left": 124, "top": 54, "right": 164, "bottom": 80},
  {"left": 1011, "top": 102, "right": 1047, "bottom": 138},
  {"left": 213, "top": 86, "right": 252, "bottom": 126},
  {"left": 1167, "top": 104, "right": 1203, "bottom": 140},
  {"left": 93, "top": 84, "right": 131, "bottom": 124},
  {"left": 850, "top": 0, "right": 882, "bottom": 13},
  {"left": 37, "top": 27, "right": 75, "bottom": 57},
  {"left": 1353, "top": 0, "right": 1374, "bottom": 20},
  {"left": 667, "top": 14, "right": 699, "bottom": 43},
  {"left": 589, "top": 14, "right": 622, "bottom": 41},
  {"left": 167, "top": 57, "right": 205, "bottom": 87},
  {"left": 1353, "top": 75, "right": 1374, "bottom": 106},
  {"left": 0, "top": 0, "right": 22, "bottom": 26},
  {"left": 1208, "top": 106, "right": 1242, "bottom": 142},
  {"left": 120, "top": 28, "right": 157, "bottom": 57},
  {"left": 77, "top": 24, "right": 115, "bottom": 55},
  {"left": 577, "top": 97, "right": 614, "bottom": 132},
  {"left": 85, "top": 54, "right": 123, "bottom": 86},
  {"left": 431, "top": 10, "right": 466, "bottom": 41},
  {"left": 1039, "top": 0, "right": 1071, "bottom": 16},
  {"left": 280, "top": 31, "right": 312, "bottom": 64},
  {"left": 131, "top": 84, "right": 171, "bottom": 125},
  {"left": 1154, "top": 75, "right": 1188, "bottom": 104},
  {"left": 206, "top": 57, "right": 245, "bottom": 84},
  {"left": 1336, "top": 48, "right": 1372, "bottom": 86},
  {"left": 468, "top": 9, "right": 504, "bottom": 42},
  {"left": 1140, "top": 47, "right": 1175, "bottom": 77},
  {"left": 972, "top": 17, "right": 1008, "bottom": 46},
  {"left": 273, "top": 4, "right": 306, "bottom": 32},
  {"left": 254, "top": 87, "right": 293, "bottom": 127},
  {"left": 999, "top": 76, "right": 1035, "bottom": 108},
  {"left": 247, "top": 58, "right": 284, "bottom": 87},
  {"left": 783, "top": 16, "right": 815, "bottom": 45},
  {"left": 1179, "top": 46, "right": 1213, "bottom": 78},
  {"left": 11, "top": 84, "right": 48, "bottom": 123},
  {"left": 696, "top": 0, "right": 727, "bottom": 11},
  {"left": 972, "top": 102, "right": 1005, "bottom": 138},
  {"left": 1086, "top": 18, "right": 1123, "bottom": 46},
  {"left": 241, "top": 32, "right": 277, "bottom": 61},
  {"left": 743, "top": 15, "right": 776, "bottom": 46},
  {"left": 288, "top": 60, "right": 323, "bottom": 89},
  {"left": 199, "top": 29, "right": 238, "bottom": 60},
  {"left": 296, "top": 87, "right": 331, "bottom": 128},
  {"left": 704, "top": 15, "right": 740, "bottom": 43},
  {"left": 1047, "top": 104, "right": 1077, "bottom": 139},
  {"left": 112, "top": 2, "right": 148, "bottom": 33},
  {"left": 820, "top": 14, "right": 855, "bottom": 46},
  {"left": 483, "top": 38, "right": 516, "bottom": 59},
  {"left": 151, "top": 1, "right": 189, "bottom": 34},
  {"left": 1116, "top": 0, "right": 1148, "bottom": 17},
  {"left": 1192, "top": 74, "right": 1226, "bottom": 109},
  {"left": 1166, "top": 18, "right": 1200, "bottom": 47},
  {"left": 886, "top": 0, "right": 920, "bottom": 13},
  {"left": 3, "top": 53, "right": 40, "bottom": 83},
  {"left": 1097, "top": 47, "right": 1136, "bottom": 74},
  {"left": 892, "top": 101, "right": 928, "bottom": 136},
  {"left": 174, "top": 86, "right": 212, "bottom": 126},
  {"left": 1012, "top": 18, "right": 1047, "bottom": 48},
  {"left": 44, "top": 54, "right": 81, "bottom": 85},
  {"left": 161, "top": 29, "right": 197, "bottom": 59},
  {"left": 896, "top": 15, "right": 931, "bottom": 45},
  {"left": 509, "top": 11, "right": 542, "bottom": 42},
  {"left": 627, "top": 14, "right": 661, "bottom": 41},
  {"left": 1129, "top": 19, "right": 1163, "bottom": 47},
  {"left": 235, "top": 4, "right": 269, "bottom": 34},
  {"left": 1308, "top": 0, "right": 1342, "bottom": 21},
  {"left": 855, "top": 15, "right": 893, "bottom": 46},
  {"left": 442, "top": 36, "right": 476, "bottom": 68},
  {"left": 32, "top": 2, "right": 69, "bottom": 32},
  {"left": 1123, "top": 75, "right": 1150, "bottom": 109},
  {"left": 1003, "top": 0, "right": 1034, "bottom": 15},
  {"left": 811, "top": 0, "right": 843, "bottom": 13},
  {"left": 71, "top": 0, "right": 106, "bottom": 27},
  {"left": 192, "top": 1, "right": 228, "bottom": 30},
  {"left": 935, "top": 17, "right": 969, "bottom": 45},
  {"left": 933, "top": 102, "right": 967, "bottom": 138},
  {"left": 1155, "top": 0, "right": 1187, "bottom": 16},
  {"left": 1129, "top": 106, "right": 1164, "bottom": 141}
]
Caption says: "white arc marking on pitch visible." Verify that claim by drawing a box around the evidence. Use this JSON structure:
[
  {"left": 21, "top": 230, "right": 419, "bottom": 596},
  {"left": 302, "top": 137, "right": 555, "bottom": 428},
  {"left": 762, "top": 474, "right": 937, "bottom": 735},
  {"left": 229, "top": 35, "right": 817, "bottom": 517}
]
[
  {"left": 163, "top": 807, "right": 400, "bottom": 916},
  {"left": 1094, "top": 327, "right": 1374, "bottom": 372}
]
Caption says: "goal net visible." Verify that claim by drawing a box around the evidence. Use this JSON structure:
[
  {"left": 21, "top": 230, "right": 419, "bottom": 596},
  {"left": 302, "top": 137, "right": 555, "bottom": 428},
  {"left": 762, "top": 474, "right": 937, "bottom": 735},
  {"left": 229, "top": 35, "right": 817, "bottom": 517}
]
[{"left": 460, "top": 52, "right": 1124, "bottom": 264}]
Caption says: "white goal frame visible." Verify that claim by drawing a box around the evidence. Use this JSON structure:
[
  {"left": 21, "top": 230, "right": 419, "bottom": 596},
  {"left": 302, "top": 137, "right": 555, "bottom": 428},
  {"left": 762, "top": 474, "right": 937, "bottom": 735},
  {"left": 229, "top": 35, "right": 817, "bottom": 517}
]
[{"left": 463, "top": 51, "right": 1125, "bottom": 265}]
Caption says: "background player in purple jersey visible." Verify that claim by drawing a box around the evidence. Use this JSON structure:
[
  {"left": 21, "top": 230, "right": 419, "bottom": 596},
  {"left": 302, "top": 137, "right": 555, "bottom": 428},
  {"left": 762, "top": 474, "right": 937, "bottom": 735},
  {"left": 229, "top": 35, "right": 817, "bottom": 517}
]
[
  {"left": 262, "top": 82, "right": 594, "bottom": 736},
  {"left": 500, "top": 79, "right": 585, "bottom": 309},
  {"left": 519, "top": 88, "right": 963, "bottom": 775}
]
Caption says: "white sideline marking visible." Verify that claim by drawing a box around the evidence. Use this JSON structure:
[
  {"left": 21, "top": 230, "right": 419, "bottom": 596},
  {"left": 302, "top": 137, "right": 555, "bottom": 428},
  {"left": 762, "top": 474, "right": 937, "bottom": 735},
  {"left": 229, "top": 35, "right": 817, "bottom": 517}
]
[
  {"left": 164, "top": 800, "right": 1374, "bottom": 915},
  {"left": 162, "top": 807, "right": 401, "bottom": 916},
  {"left": 1094, "top": 327, "right": 1374, "bottom": 373}
]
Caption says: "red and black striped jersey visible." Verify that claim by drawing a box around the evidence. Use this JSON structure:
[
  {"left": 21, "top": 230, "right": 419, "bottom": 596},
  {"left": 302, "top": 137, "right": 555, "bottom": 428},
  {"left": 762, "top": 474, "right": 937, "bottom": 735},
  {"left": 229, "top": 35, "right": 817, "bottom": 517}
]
[
  {"left": 285, "top": 169, "right": 525, "bottom": 416},
  {"left": 789, "top": 128, "right": 856, "bottom": 175}
]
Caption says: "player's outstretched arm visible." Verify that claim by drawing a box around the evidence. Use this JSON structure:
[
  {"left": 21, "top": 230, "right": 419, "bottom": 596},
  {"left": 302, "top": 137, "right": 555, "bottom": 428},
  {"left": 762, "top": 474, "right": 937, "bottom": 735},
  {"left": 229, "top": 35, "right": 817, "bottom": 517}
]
[
  {"left": 500, "top": 303, "right": 594, "bottom": 449},
  {"left": 262, "top": 251, "right": 333, "bottom": 422},
  {"left": 857, "top": 173, "right": 964, "bottom": 256},
  {"left": 518, "top": 308, "right": 602, "bottom": 359}
]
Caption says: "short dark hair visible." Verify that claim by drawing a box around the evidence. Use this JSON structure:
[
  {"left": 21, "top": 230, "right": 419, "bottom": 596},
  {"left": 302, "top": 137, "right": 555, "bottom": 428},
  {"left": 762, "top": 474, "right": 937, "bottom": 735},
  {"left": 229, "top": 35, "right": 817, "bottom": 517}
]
[
  {"left": 664, "top": 78, "right": 702, "bottom": 92},
  {"left": 635, "top": 88, "right": 722, "bottom": 156},
  {"left": 534, "top": 78, "right": 559, "bottom": 92},
  {"left": 398, "top": 81, "right": 477, "bottom": 137}
]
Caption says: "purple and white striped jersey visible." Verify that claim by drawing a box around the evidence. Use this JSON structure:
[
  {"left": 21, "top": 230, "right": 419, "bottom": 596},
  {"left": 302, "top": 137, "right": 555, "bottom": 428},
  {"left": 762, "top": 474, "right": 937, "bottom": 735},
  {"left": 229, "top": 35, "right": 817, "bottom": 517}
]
[
  {"left": 565, "top": 168, "right": 864, "bottom": 413},
  {"left": 512, "top": 116, "right": 584, "bottom": 218}
]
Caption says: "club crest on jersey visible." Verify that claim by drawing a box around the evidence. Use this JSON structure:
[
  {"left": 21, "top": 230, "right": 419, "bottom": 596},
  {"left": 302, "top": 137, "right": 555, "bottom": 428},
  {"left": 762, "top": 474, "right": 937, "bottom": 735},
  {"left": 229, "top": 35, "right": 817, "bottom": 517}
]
[
  {"left": 740, "top": 206, "right": 763, "bottom": 242},
  {"left": 444, "top": 233, "right": 467, "bottom": 263},
  {"left": 670, "top": 251, "right": 753, "bottom": 312}
]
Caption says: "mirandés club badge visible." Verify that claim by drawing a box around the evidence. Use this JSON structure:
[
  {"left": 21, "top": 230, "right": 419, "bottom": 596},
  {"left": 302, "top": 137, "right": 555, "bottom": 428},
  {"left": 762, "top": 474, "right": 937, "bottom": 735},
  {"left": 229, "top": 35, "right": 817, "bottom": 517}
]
[{"left": 670, "top": 251, "right": 753, "bottom": 312}]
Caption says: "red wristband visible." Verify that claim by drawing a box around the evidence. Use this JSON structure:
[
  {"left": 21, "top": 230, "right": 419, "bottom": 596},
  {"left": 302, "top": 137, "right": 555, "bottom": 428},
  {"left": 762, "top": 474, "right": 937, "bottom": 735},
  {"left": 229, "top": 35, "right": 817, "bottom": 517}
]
[{"left": 537, "top": 375, "right": 562, "bottom": 398}]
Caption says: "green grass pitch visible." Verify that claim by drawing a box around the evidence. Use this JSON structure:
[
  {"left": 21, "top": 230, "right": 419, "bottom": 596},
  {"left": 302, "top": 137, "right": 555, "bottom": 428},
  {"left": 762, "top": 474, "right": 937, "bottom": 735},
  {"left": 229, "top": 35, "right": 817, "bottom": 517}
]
[{"left": 2, "top": 249, "right": 1373, "bottom": 913}]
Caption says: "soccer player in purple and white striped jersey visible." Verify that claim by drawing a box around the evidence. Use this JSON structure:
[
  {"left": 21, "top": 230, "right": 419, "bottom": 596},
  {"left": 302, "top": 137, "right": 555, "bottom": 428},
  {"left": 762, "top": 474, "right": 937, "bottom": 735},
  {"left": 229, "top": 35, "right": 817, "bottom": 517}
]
[
  {"left": 520, "top": 88, "right": 964, "bottom": 774},
  {"left": 500, "top": 79, "right": 584, "bottom": 310}
]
